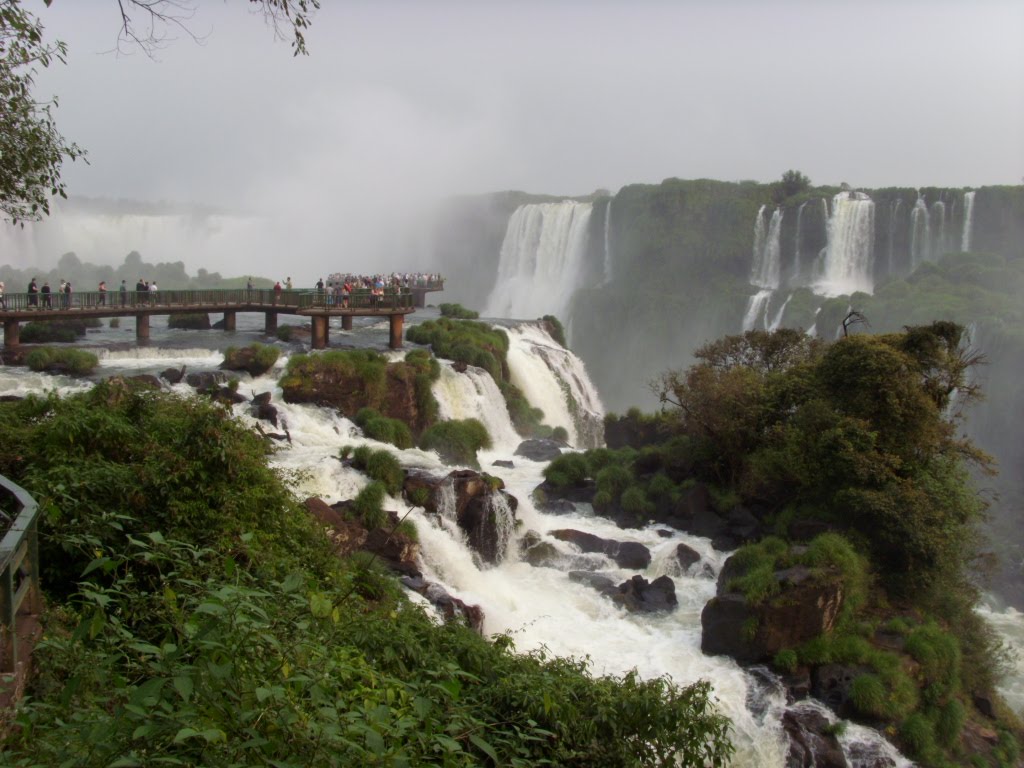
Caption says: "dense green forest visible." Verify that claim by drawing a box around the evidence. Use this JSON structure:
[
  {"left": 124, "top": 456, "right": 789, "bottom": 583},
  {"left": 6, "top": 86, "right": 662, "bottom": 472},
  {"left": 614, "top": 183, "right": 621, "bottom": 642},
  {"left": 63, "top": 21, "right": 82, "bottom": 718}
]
[{"left": 548, "top": 324, "right": 1023, "bottom": 766}]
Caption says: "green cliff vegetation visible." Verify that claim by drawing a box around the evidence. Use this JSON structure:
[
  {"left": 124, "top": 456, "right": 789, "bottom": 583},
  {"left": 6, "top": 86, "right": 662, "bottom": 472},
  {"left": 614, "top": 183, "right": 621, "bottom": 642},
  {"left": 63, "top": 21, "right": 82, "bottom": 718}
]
[
  {"left": 554, "top": 326, "right": 1021, "bottom": 765},
  {"left": 0, "top": 381, "right": 733, "bottom": 767},
  {"left": 19, "top": 318, "right": 101, "bottom": 343},
  {"left": 279, "top": 349, "right": 439, "bottom": 437},
  {"left": 439, "top": 302, "right": 480, "bottom": 319},
  {"left": 406, "top": 317, "right": 556, "bottom": 439},
  {"left": 221, "top": 342, "right": 281, "bottom": 377}
]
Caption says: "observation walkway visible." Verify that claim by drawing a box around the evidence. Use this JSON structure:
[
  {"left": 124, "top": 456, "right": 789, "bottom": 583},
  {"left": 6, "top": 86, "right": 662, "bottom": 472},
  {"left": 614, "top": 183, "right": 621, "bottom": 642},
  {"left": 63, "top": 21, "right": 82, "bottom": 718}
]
[{"left": 0, "top": 282, "right": 443, "bottom": 351}]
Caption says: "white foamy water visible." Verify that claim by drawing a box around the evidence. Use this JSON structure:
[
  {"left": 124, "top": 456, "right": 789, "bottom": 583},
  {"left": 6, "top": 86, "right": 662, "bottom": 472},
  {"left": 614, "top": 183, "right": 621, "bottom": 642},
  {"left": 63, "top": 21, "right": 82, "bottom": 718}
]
[
  {"left": 979, "top": 603, "right": 1024, "bottom": 716},
  {"left": 1, "top": 320, "right": 963, "bottom": 767},
  {"left": 742, "top": 289, "right": 773, "bottom": 332},
  {"left": 816, "top": 191, "right": 875, "bottom": 297},
  {"left": 432, "top": 361, "right": 522, "bottom": 455},
  {"left": 962, "top": 190, "right": 976, "bottom": 252},
  {"left": 504, "top": 322, "right": 604, "bottom": 448},
  {"left": 484, "top": 201, "right": 593, "bottom": 321}
]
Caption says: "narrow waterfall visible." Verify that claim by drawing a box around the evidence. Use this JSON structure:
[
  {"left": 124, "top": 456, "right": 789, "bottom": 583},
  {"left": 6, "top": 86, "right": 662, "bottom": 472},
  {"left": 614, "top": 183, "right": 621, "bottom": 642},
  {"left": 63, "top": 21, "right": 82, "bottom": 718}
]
[
  {"left": 962, "top": 190, "right": 977, "bottom": 251},
  {"left": 601, "top": 199, "right": 614, "bottom": 286},
  {"left": 768, "top": 293, "right": 792, "bottom": 331},
  {"left": 888, "top": 198, "right": 903, "bottom": 275},
  {"left": 910, "top": 196, "right": 931, "bottom": 266},
  {"left": 484, "top": 201, "right": 593, "bottom": 321},
  {"left": 931, "top": 201, "right": 947, "bottom": 258},
  {"left": 432, "top": 361, "right": 523, "bottom": 455},
  {"left": 792, "top": 201, "right": 807, "bottom": 286},
  {"left": 503, "top": 321, "right": 605, "bottom": 449},
  {"left": 742, "top": 290, "right": 772, "bottom": 332},
  {"left": 816, "top": 191, "right": 875, "bottom": 297},
  {"left": 744, "top": 207, "right": 783, "bottom": 330},
  {"left": 751, "top": 207, "right": 783, "bottom": 289}
]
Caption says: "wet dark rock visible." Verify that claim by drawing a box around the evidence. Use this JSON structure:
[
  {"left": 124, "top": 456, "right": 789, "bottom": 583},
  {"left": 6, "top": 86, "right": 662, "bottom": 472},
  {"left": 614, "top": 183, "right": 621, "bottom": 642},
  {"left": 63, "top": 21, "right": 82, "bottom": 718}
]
[
  {"left": 746, "top": 665, "right": 786, "bottom": 722},
  {"left": 404, "top": 469, "right": 518, "bottom": 564},
  {"left": 613, "top": 574, "right": 677, "bottom": 613},
  {"left": 491, "top": 459, "right": 515, "bottom": 469},
  {"left": 402, "top": 578, "right": 484, "bottom": 633},
  {"left": 251, "top": 391, "right": 273, "bottom": 406},
  {"left": 252, "top": 401, "right": 279, "bottom": 427},
  {"left": 675, "top": 542, "right": 702, "bottom": 571},
  {"left": 534, "top": 497, "right": 577, "bottom": 514},
  {"left": 783, "top": 667, "right": 812, "bottom": 702},
  {"left": 569, "top": 570, "right": 618, "bottom": 595},
  {"left": 782, "top": 706, "right": 849, "bottom": 768},
  {"left": 550, "top": 528, "right": 651, "bottom": 569},
  {"left": 161, "top": 365, "right": 186, "bottom": 384},
  {"left": 514, "top": 439, "right": 563, "bottom": 462},
  {"left": 811, "top": 664, "right": 869, "bottom": 718},
  {"left": 519, "top": 531, "right": 563, "bottom": 568},
  {"left": 126, "top": 374, "right": 162, "bottom": 389},
  {"left": 185, "top": 371, "right": 227, "bottom": 393},
  {"left": 532, "top": 478, "right": 596, "bottom": 507}
]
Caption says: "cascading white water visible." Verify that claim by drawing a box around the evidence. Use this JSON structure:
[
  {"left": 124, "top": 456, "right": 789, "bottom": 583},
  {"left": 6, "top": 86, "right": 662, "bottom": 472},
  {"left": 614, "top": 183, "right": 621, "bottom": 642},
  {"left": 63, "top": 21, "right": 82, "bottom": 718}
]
[
  {"left": 962, "top": 190, "right": 977, "bottom": 252},
  {"left": 503, "top": 321, "right": 605, "bottom": 449},
  {"left": 751, "top": 207, "right": 783, "bottom": 289},
  {"left": 744, "top": 207, "right": 784, "bottom": 330},
  {"left": 931, "top": 201, "right": 947, "bottom": 258},
  {"left": 742, "top": 289, "right": 773, "bottom": 332},
  {"left": 888, "top": 198, "right": 902, "bottom": 275},
  {"left": 768, "top": 293, "right": 792, "bottom": 331},
  {"left": 432, "top": 361, "right": 522, "bottom": 455},
  {"left": 815, "top": 191, "right": 875, "bottom": 297},
  {"left": 792, "top": 201, "right": 807, "bottom": 286},
  {"left": 483, "top": 201, "right": 593, "bottom": 321},
  {"left": 910, "top": 196, "right": 931, "bottom": 266},
  {"left": 601, "top": 199, "right": 614, "bottom": 286}
]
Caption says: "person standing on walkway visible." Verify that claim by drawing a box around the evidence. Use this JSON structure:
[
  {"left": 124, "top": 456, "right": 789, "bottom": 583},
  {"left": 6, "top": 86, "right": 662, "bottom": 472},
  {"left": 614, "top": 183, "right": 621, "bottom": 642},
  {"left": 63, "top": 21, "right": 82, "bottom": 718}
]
[
  {"left": 120, "top": 279, "right": 127, "bottom": 306},
  {"left": 41, "top": 281, "right": 51, "bottom": 308},
  {"left": 286, "top": 276, "right": 293, "bottom": 290},
  {"left": 64, "top": 280, "right": 72, "bottom": 309},
  {"left": 98, "top": 281, "right": 107, "bottom": 306},
  {"left": 28, "top": 278, "right": 38, "bottom": 308},
  {"left": 0, "top": 281, "right": 6, "bottom": 310}
]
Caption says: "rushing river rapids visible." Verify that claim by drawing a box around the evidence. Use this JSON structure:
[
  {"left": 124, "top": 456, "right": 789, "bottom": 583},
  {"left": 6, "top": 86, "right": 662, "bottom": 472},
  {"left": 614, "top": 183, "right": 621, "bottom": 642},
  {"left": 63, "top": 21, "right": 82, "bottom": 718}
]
[{"left": 1, "top": 310, "right": 1020, "bottom": 766}]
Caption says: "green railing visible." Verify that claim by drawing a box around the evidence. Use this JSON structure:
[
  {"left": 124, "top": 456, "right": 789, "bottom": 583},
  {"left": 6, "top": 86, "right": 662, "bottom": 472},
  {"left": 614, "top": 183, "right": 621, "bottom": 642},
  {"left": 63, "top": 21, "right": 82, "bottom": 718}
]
[
  {"left": 0, "top": 288, "right": 416, "bottom": 313},
  {"left": 0, "top": 476, "right": 41, "bottom": 677}
]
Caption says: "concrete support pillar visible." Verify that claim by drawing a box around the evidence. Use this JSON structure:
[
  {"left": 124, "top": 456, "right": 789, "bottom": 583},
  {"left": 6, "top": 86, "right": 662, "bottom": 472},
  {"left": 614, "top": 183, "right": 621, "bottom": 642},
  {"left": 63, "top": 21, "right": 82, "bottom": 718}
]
[
  {"left": 389, "top": 313, "right": 404, "bottom": 350},
  {"left": 136, "top": 314, "right": 150, "bottom": 342},
  {"left": 223, "top": 311, "right": 236, "bottom": 332},
  {"left": 341, "top": 314, "right": 353, "bottom": 331},
  {"left": 4, "top": 320, "right": 20, "bottom": 348},
  {"left": 265, "top": 312, "right": 278, "bottom": 335},
  {"left": 312, "top": 316, "right": 329, "bottom": 349}
]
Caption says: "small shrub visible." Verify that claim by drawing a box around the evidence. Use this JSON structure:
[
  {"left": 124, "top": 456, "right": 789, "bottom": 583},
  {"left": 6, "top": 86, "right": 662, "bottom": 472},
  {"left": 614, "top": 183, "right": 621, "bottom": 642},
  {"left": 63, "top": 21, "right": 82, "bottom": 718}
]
[
  {"left": 25, "top": 348, "right": 99, "bottom": 376},
  {"left": 351, "top": 445, "right": 373, "bottom": 468},
  {"left": 364, "top": 450, "right": 405, "bottom": 495},
  {"left": 899, "top": 713, "right": 938, "bottom": 762},
  {"left": 850, "top": 674, "right": 888, "bottom": 718},
  {"left": 935, "top": 698, "right": 966, "bottom": 748},
  {"left": 355, "top": 407, "right": 414, "bottom": 449},
  {"left": 406, "top": 486, "right": 431, "bottom": 507},
  {"left": 596, "top": 464, "right": 633, "bottom": 501},
  {"left": 419, "top": 418, "right": 491, "bottom": 467},
  {"left": 276, "top": 325, "right": 294, "bottom": 342},
  {"left": 905, "top": 623, "right": 961, "bottom": 696},
  {"left": 108, "top": 318, "right": 120, "bottom": 328},
  {"left": 592, "top": 489, "right": 612, "bottom": 510},
  {"left": 439, "top": 303, "right": 479, "bottom": 319},
  {"left": 773, "top": 649, "right": 798, "bottom": 674},
  {"left": 541, "top": 314, "right": 567, "bottom": 347},
  {"left": 395, "top": 519, "right": 418, "bottom": 542},
  {"left": 352, "top": 482, "right": 387, "bottom": 530},
  {"left": 551, "top": 425, "right": 569, "bottom": 443},
  {"left": 543, "top": 453, "right": 590, "bottom": 489},
  {"left": 620, "top": 485, "right": 653, "bottom": 520},
  {"left": 20, "top": 320, "right": 83, "bottom": 343}
]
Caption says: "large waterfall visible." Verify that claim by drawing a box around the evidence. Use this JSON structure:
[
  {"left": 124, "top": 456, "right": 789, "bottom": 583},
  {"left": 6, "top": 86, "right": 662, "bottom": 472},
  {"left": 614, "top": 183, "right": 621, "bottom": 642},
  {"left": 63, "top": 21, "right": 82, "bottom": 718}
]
[
  {"left": 910, "top": 195, "right": 931, "bottom": 266},
  {"left": 483, "top": 201, "right": 593, "bottom": 321},
  {"left": 816, "top": 191, "right": 875, "bottom": 297}
]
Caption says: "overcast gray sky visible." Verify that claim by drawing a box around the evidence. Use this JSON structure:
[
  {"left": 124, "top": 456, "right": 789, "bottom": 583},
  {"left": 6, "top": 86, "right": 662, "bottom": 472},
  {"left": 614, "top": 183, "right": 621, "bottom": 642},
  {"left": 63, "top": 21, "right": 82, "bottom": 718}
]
[{"left": 10, "top": 0, "right": 1024, "bottom": 279}]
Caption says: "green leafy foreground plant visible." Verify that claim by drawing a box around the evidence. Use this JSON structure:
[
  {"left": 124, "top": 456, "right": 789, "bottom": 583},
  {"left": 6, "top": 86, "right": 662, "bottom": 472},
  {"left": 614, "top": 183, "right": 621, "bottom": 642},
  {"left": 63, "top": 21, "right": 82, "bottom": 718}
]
[{"left": 0, "top": 381, "right": 734, "bottom": 767}]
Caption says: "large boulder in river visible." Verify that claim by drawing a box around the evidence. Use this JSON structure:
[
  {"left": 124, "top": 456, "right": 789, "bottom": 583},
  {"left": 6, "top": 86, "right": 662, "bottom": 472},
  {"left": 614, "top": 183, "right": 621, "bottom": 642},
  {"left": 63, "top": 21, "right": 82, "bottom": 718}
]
[
  {"left": 568, "top": 571, "right": 677, "bottom": 613},
  {"left": 514, "top": 438, "right": 563, "bottom": 462},
  {"left": 701, "top": 558, "right": 845, "bottom": 663},
  {"left": 782, "top": 706, "right": 849, "bottom": 768},
  {"left": 550, "top": 529, "right": 651, "bottom": 569},
  {"left": 404, "top": 469, "right": 519, "bottom": 564}
]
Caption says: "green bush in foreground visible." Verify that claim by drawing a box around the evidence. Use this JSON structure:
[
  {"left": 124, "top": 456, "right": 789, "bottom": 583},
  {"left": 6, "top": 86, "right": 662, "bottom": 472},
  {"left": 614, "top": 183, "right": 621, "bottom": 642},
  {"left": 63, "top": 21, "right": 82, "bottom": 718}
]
[
  {"left": 24, "top": 348, "right": 99, "bottom": 376},
  {"left": 419, "top": 418, "right": 491, "bottom": 468},
  {"left": 0, "top": 385, "right": 733, "bottom": 767}
]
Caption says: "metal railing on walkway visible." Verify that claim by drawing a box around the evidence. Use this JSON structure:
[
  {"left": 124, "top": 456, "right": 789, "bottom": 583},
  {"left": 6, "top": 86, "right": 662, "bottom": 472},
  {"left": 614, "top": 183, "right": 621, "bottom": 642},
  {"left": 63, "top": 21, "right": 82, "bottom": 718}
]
[{"left": 0, "top": 476, "right": 41, "bottom": 678}]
